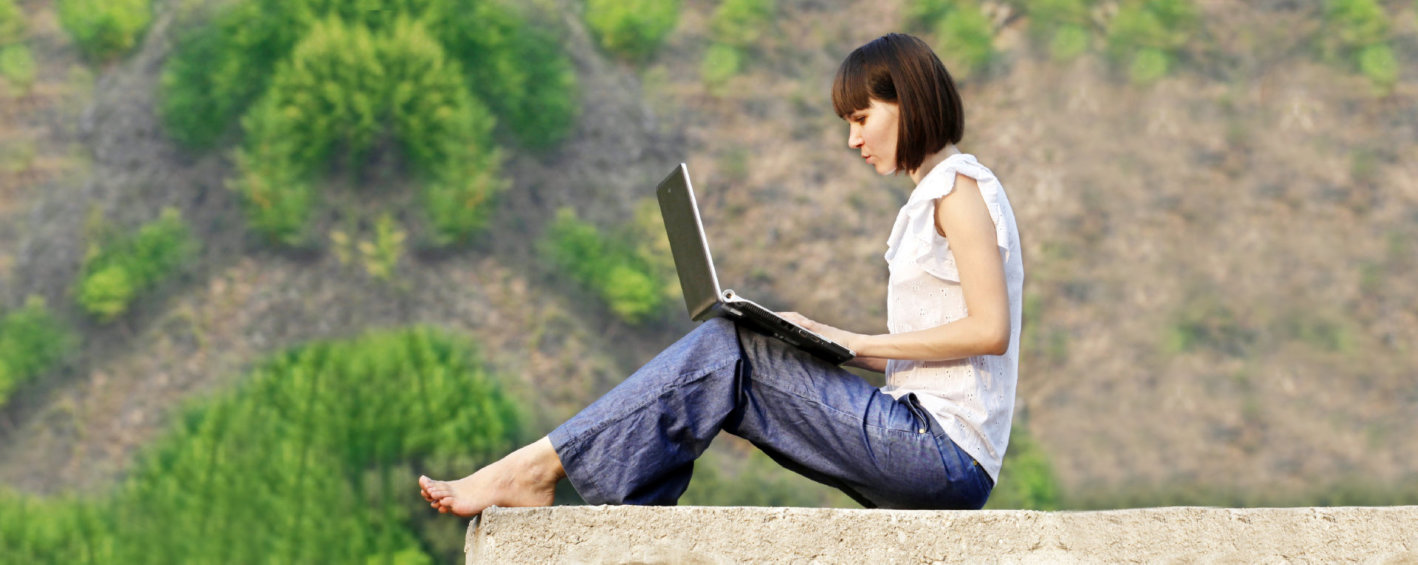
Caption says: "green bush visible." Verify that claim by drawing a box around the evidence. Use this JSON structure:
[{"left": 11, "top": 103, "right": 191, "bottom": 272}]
[
  {"left": 0, "top": 296, "right": 78, "bottom": 406},
  {"left": 700, "top": 42, "right": 742, "bottom": 90},
  {"left": 710, "top": 0, "right": 775, "bottom": 48},
  {"left": 905, "top": 0, "right": 956, "bottom": 30},
  {"left": 1021, "top": 0, "right": 1096, "bottom": 61},
  {"left": 539, "top": 207, "right": 671, "bottom": 324},
  {"left": 0, "top": 0, "right": 23, "bottom": 46},
  {"left": 431, "top": 1, "right": 579, "bottom": 150},
  {"left": 984, "top": 425, "right": 1062, "bottom": 510},
  {"left": 0, "top": 327, "right": 523, "bottom": 564},
  {"left": 680, "top": 445, "right": 858, "bottom": 507},
  {"left": 935, "top": 4, "right": 996, "bottom": 79},
  {"left": 1320, "top": 0, "right": 1398, "bottom": 93},
  {"left": 1104, "top": 0, "right": 1197, "bottom": 85},
  {"left": 56, "top": 0, "right": 151, "bottom": 60},
  {"left": 165, "top": 1, "right": 555, "bottom": 246},
  {"left": 77, "top": 207, "right": 198, "bottom": 322},
  {"left": 0, "top": 44, "right": 34, "bottom": 93},
  {"left": 585, "top": 0, "right": 680, "bottom": 61},
  {"left": 1357, "top": 43, "right": 1398, "bottom": 93}
]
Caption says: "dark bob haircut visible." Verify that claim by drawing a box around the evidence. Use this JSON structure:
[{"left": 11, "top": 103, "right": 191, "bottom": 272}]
[{"left": 832, "top": 33, "right": 964, "bottom": 174}]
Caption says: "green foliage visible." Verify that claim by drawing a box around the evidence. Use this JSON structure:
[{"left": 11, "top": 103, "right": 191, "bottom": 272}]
[
  {"left": 230, "top": 15, "right": 505, "bottom": 247},
  {"left": 699, "top": 0, "right": 773, "bottom": 88},
  {"left": 1021, "top": 0, "right": 1096, "bottom": 61},
  {"left": 680, "top": 446, "right": 858, "bottom": 507},
  {"left": 0, "top": 327, "right": 522, "bottom": 564},
  {"left": 585, "top": 0, "right": 680, "bottom": 61},
  {"left": 0, "top": 0, "right": 23, "bottom": 46},
  {"left": 935, "top": 4, "right": 997, "bottom": 79},
  {"left": 429, "top": 1, "right": 578, "bottom": 149},
  {"left": 56, "top": 0, "right": 151, "bottom": 61},
  {"left": 539, "top": 207, "right": 672, "bottom": 324},
  {"left": 0, "top": 44, "right": 34, "bottom": 93},
  {"left": 710, "top": 0, "right": 775, "bottom": 48},
  {"left": 1357, "top": 42, "right": 1398, "bottom": 94},
  {"left": 358, "top": 214, "right": 407, "bottom": 281},
  {"left": 1314, "top": 0, "right": 1400, "bottom": 91},
  {"left": 902, "top": 1, "right": 996, "bottom": 79},
  {"left": 700, "top": 43, "right": 742, "bottom": 91},
  {"left": 905, "top": 0, "right": 956, "bottom": 30},
  {"left": 0, "top": 296, "right": 78, "bottom": 406},
  {"left": 77, "top": 207, "right": 198, "bottom": 322},
  {"left": 1163, "top": 294, "right": 1253, "bottom": 357},
  {"left": 985, "top": 425, "right": 1062, "bottom": 510},
  {"left": 1104, "top": 0, "right": 1197, "bottom": 85},
  {"left": 164, "top": 2, "right": 548, "bottom": 246}
]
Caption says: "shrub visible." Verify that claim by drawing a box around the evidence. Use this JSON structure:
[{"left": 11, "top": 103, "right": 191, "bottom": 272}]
[
  {"left": 358, "top": 214, "right": 406, "bottom": 281},
  {"left": 935, "top": 4, "right": 996, "bottom": 79},
  {"left": 0, "top": 0, "right": 23, "bottom": 46},
  {"left": 1021, "top": 0, "right": 1096, "bottom": 61},
  {"left": 1104, "top": 0, "right": 1197, "bottom": 85},
  {"left": 709, "top": 0, "right": 775, "bottom": 48},
  {"left": 0, "top": 44, "right": 34, "bottom": 94},
  {"left": 1320, "top": 0, "right": 1397, "bottom": 93},
  {"left": 700, "top": 42, "right": 742, "bottom": 91},
  {"left": 431, "top": 1, "right": 579, "bottom": 149},
  {"left": 984, "top": 425, "right": 1062, "bottom": 510},
  {"left": 56, "top": 0, "right": 151, "bottom": 61},
  {"left": 0, "top": 327, "right": 523, "bottom": 564},
  {"left": 161, "top": 0, "right": 578, "bottom": 150},
  {"left": 1357, "top": 44, "right": 1398, "bottom": 93},
  {"left": 167, "top": 2, "right": 538, "bottom": 247},
  {"left": 585, "top": 0, "right": 680, "bottom": 61},
  {"left": 0, "top": 296, "right": 78, "bottom": 406},
  {"left": 77, "top": 207, "right": 198, "bottom": 321},
  {"left": 540, "top": 207, "right": 671, "bottom": 324},
  {"left": 905, "top": 0, "right": 956, "bottom": 30}
]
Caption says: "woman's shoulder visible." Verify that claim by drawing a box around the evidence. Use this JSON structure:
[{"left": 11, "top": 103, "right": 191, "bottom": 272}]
[{"left": 910, "top": 153, "right": 1000, "bottom": 202}]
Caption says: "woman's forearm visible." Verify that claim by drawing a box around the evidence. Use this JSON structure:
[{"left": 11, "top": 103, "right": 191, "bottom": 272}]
[{"left": 852, "top": 315, "right": 1008, "bottom": 362}]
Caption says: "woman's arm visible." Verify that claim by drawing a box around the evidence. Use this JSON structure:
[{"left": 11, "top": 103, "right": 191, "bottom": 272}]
[{"left": 783, "top": 173, "right": 1011, "bottom": 363}]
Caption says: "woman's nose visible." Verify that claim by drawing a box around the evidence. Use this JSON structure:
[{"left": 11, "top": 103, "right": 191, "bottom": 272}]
[{"left": 847, "top": 125, "right": 863, "bottom": 149}]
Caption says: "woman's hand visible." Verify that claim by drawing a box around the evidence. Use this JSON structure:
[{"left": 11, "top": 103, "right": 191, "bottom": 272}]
[{"left": 777, "top": 311, "right": 863, "bottom": 352}]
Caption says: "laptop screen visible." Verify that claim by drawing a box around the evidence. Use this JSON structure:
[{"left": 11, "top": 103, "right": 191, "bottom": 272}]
[{"left": 656, "top": 164, "right": 723, "bottom": 321}]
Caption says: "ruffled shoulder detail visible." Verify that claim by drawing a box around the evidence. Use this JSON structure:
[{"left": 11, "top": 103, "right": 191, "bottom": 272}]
[{"left": 883, "top": 153, "right": 1011, "bottom": 282}]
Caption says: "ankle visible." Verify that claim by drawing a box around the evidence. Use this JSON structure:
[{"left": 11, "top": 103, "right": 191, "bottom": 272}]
[{"left": 515, "top": 437, "right": 566, "bottom": 484}]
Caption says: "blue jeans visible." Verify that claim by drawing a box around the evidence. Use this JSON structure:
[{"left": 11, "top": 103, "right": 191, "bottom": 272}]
[{"left": 549, "top": 318, "right": 993, "bottom": 509}]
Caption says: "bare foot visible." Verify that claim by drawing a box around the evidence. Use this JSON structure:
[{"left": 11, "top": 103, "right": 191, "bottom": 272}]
[{"left": 418, "top": 437, "right": 566, "bottom": 517}]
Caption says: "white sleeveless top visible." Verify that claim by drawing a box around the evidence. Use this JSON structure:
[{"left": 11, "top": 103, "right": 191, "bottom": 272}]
[{"left": 880, "top": 153, "right": 1023, "bottom": 483}]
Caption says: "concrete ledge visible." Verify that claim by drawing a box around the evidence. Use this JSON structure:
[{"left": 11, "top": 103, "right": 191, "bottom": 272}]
[{"left": 466, "top": 505, "right": 1418, "bottom": 563}]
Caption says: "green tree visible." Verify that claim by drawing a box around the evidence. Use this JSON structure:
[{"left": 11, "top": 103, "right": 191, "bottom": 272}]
[
  {"left": 540, "top": 207, "right": 671, "bottom": 324},
  {"left": 1104, "top": 0, "right": 1197, "bottom": 85},
  {"left": 585, "top": 0, "right": 680, "bottom": 61},
  {"left": 710, "top": 0, "right": 775, "bottom": 48},
  {"left": 984, "top": 425, "right": 1062, "bottom": 510},
  {"left": 0, "top": 0, "right": 24, "bottom": 46},
  {"left": 56, "top": 0, "right": 151, "bottom": 61},
  {"left": 1321, "top": 0, "right": 1399, "bottom": 93},
  {"left": 0, "top": 44, "right": 34, "bottom": 93},
  {"left": 0, "top": 327, "right": 522, "bottom": 564},
  {"left": 935, "top": 4, "right": 996, "bottom": 79},
  {"left": 76, "top": 208, "right": 198, "bottom": 321},
  {"left": 0, "top": 296, "right": 78, "bottom": 406}
]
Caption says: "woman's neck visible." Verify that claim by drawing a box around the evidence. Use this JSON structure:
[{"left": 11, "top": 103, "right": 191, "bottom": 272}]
[{"left": 909, "top": 144, "right": 962, "bottom": 185}]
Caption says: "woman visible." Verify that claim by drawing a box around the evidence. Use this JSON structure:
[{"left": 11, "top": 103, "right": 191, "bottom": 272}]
[{"left": 419, "top": 33, "right": 1023, "bottom": 513}]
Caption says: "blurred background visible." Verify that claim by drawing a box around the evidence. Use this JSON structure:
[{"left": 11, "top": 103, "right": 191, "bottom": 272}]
[{"left": 1, "top": 0, "right": 1415, "bottom": 562}]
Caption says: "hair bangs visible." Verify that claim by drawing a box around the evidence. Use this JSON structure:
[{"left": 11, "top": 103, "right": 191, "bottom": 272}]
[{"left": 832, "top": 52, "right": 872, "bottom": 119}]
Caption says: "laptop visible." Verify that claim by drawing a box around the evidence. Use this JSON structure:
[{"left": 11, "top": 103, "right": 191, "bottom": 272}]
[{"left": 656, "top": 163, "right": 855, "bottom": 365}]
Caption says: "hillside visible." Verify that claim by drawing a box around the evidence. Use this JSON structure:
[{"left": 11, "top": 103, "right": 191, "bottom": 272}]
[{"left": 1, "top": 0, "right": 1416, "bottom": 516}]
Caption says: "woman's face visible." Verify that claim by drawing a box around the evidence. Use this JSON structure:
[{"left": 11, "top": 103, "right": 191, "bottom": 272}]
[{"left": 846, "top": 98, "right": 900, "bottom": 175}]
